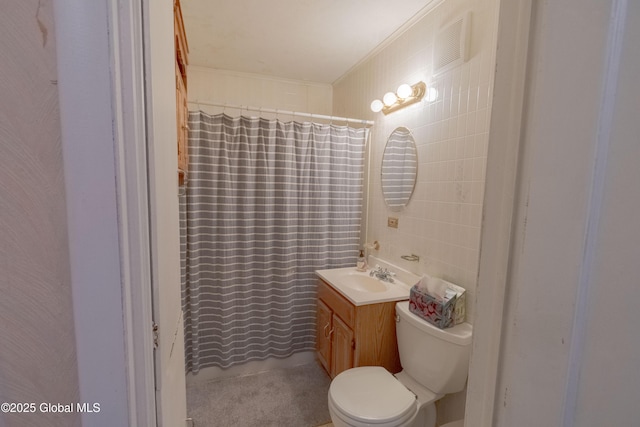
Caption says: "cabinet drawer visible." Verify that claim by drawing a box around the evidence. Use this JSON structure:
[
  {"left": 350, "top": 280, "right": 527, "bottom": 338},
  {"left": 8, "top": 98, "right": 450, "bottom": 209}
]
[{"left": 317, "top": 279, "right": 354, "bottom": 327}]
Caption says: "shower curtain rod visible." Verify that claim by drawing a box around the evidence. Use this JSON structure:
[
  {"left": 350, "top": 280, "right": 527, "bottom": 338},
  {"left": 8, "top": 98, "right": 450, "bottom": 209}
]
[{"left": 189, "top": 100, "right": 375, "bottom": 126}]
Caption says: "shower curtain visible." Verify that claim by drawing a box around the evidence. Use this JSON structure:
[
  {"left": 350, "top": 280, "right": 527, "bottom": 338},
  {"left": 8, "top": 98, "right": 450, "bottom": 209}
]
[{"left": 180, "top": 111, "right": 368, "bottom": 372}]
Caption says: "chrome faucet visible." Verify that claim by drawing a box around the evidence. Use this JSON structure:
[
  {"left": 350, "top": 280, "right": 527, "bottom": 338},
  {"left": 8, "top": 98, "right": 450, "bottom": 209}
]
[{"left": 370, "top": 265, "right": 395, "bottom": 283}]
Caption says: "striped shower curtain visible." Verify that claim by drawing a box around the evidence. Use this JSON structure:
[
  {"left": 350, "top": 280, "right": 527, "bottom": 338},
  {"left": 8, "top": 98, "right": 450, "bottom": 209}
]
[{"left": 180, "top": 111, "right": 368, "bottom": 372}]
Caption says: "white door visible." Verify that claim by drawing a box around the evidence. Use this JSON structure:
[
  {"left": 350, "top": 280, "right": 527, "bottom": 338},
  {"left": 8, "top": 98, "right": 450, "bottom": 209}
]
[{"left": 144, "top": 0, "right": 188, "bottom": 425}]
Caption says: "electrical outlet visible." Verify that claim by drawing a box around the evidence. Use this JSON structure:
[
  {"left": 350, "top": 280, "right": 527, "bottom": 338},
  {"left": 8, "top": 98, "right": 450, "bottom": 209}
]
[{"left": 387, "top": 217, "right": 398, "bottom": 228}]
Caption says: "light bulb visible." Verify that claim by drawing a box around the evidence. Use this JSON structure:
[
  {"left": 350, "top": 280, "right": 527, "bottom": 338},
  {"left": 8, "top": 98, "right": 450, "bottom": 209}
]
[
  {"left": 397, "top": 84, "right": 413, "bottom": 99},
  {"left": 426, "top": 87, "right": 439, "bottom": 102},
  {"left": 383, "top": 92, "right": 397, "bottom": 106},
  {"left": 370, "top": 99, "right": 384, "bottom": 113}
]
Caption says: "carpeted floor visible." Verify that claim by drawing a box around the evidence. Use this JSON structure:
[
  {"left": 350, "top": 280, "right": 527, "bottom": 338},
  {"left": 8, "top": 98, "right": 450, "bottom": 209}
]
[{"left": 187, "top": 361, "right": 332, "bottom": 427}]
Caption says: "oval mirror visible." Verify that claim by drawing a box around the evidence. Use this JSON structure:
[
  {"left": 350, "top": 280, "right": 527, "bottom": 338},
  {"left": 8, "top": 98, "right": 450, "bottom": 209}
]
[{"left": 381, "top": 127, "right": 418, "bottom": 209}]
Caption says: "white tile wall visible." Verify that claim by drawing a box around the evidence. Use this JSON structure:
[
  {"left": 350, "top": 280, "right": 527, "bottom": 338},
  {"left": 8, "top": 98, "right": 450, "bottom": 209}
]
[
  {"left": 334, "top": 0, "right": 499, "bottom": 326},
  {"left": 333, "top": 1, "right": 498, "bottom": 423}
]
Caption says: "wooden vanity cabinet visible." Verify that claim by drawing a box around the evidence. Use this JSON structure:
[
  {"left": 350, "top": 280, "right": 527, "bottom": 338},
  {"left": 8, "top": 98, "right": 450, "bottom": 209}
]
[{"left": 316, "top": 278, "right": 402, "bottom": 379}]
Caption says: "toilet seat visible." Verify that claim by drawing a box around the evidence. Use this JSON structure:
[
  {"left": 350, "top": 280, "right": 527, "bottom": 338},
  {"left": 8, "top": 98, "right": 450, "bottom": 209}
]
[{"left": 328, "top": 366, "right": 417, "bottom": 426}]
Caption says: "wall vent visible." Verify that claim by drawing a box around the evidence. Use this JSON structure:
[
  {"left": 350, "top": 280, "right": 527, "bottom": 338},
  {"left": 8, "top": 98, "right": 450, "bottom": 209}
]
[{"left": 433, "top": 12, "right": 471, "bottom": 76}]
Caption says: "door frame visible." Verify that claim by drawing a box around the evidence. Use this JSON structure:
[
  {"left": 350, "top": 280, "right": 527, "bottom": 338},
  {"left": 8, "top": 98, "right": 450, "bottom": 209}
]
[
  {"left": 108, "top": 0, "right": 159, "bottom": 424},
  {"left": 464, "top": 0, "right": 533, "bottom": 425},
  {"left": 54, "top": 0, "right": 158, "bottom": 425}
]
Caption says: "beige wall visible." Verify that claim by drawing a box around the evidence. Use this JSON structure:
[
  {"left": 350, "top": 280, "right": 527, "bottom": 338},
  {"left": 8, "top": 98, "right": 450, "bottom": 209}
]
[
  {"left": 0, "top": 1, "right": 80, "bottom": 426},
  {"left": 333, "top": 0, "right": 499, "bottom": 422},
  {"left": 188, "top": 66, "right": 333, "bottom": 119}
]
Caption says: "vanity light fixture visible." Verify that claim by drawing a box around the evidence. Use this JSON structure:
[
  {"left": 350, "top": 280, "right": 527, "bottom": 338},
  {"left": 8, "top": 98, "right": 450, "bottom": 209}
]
[{"left": 370, "top": 81, "right": 427, "bottom": 115}]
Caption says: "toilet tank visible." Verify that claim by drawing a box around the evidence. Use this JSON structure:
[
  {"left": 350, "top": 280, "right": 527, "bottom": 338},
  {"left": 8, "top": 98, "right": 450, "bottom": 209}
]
[{"left": 395, "top": 301, "right": 473, "bottom": 394}]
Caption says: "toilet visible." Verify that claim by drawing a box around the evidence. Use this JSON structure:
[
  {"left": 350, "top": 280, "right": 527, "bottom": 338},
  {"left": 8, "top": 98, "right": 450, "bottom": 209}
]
[{"left": 327, "top": 300, "right": 473, "bottom": 427}]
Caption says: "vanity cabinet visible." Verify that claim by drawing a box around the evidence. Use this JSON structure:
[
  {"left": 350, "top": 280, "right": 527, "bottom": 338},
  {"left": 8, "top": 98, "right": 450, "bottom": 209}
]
[
  {"left": 317, "top": 299, "right": 354, "bottom": 377},
  {"left": 174, "top": 0, "right": 189, "bottom": 185},
  {"left": 316, "top": 278, "right": 402, "bottom": 379}
]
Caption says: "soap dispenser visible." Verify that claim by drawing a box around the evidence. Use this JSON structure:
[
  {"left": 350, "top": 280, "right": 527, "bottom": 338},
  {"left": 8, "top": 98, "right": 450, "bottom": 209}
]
[{"left": 356, "top": 249, "right": 366, "bottom": 271}]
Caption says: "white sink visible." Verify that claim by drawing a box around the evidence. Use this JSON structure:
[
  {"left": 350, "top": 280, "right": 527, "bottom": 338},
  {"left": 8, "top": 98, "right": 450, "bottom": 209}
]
[
  {"left": 316, "top": 260, "right": 419, "bottom": 306},
  {"left": 341, "top": 272, "right": 389, "bottom": 293}
]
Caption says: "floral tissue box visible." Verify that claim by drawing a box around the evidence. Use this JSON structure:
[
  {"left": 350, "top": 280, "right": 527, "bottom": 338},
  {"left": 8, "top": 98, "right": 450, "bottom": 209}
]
[{"left": 409, "top": 276, "right": 466, "bottom": 329}]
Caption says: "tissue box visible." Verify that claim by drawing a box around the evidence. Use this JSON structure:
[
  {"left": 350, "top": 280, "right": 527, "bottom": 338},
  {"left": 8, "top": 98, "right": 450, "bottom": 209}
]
[{"left": 409, "top": 278, "right": 466, "bottom": 329}]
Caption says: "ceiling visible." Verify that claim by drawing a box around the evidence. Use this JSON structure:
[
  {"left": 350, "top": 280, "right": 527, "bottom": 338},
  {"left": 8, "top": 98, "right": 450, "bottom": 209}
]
[{"left": 181, "top": 0, "right": 434, "bottom": 84}]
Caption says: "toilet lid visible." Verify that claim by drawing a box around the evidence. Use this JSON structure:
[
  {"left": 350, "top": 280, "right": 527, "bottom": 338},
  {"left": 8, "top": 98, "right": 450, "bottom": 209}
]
[{"left": 329, "top": 366, "right": 416, "bottom": 424}]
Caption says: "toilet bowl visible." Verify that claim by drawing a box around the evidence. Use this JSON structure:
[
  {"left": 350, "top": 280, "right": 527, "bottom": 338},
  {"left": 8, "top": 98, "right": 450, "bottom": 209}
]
[
  {"left": 328, "top": 301, "right": 472, "bottom": 427},
  {"left": 328, "top": 367, "right": 418, "bottom": 427},
  {"left": 327, "top": 366, "right": 438, "bottom": 427}
]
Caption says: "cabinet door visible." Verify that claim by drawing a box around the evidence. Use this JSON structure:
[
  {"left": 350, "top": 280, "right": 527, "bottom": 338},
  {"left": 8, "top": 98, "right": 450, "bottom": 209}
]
[
  {"left": 331, "top": 314, "right": 354, "bottom": 378},
  {"left": 316, "top": 299, "right": 332, "bottom": 374},
  {"left": 176, "top": 69, "right": 188, "bottom": 173}
]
